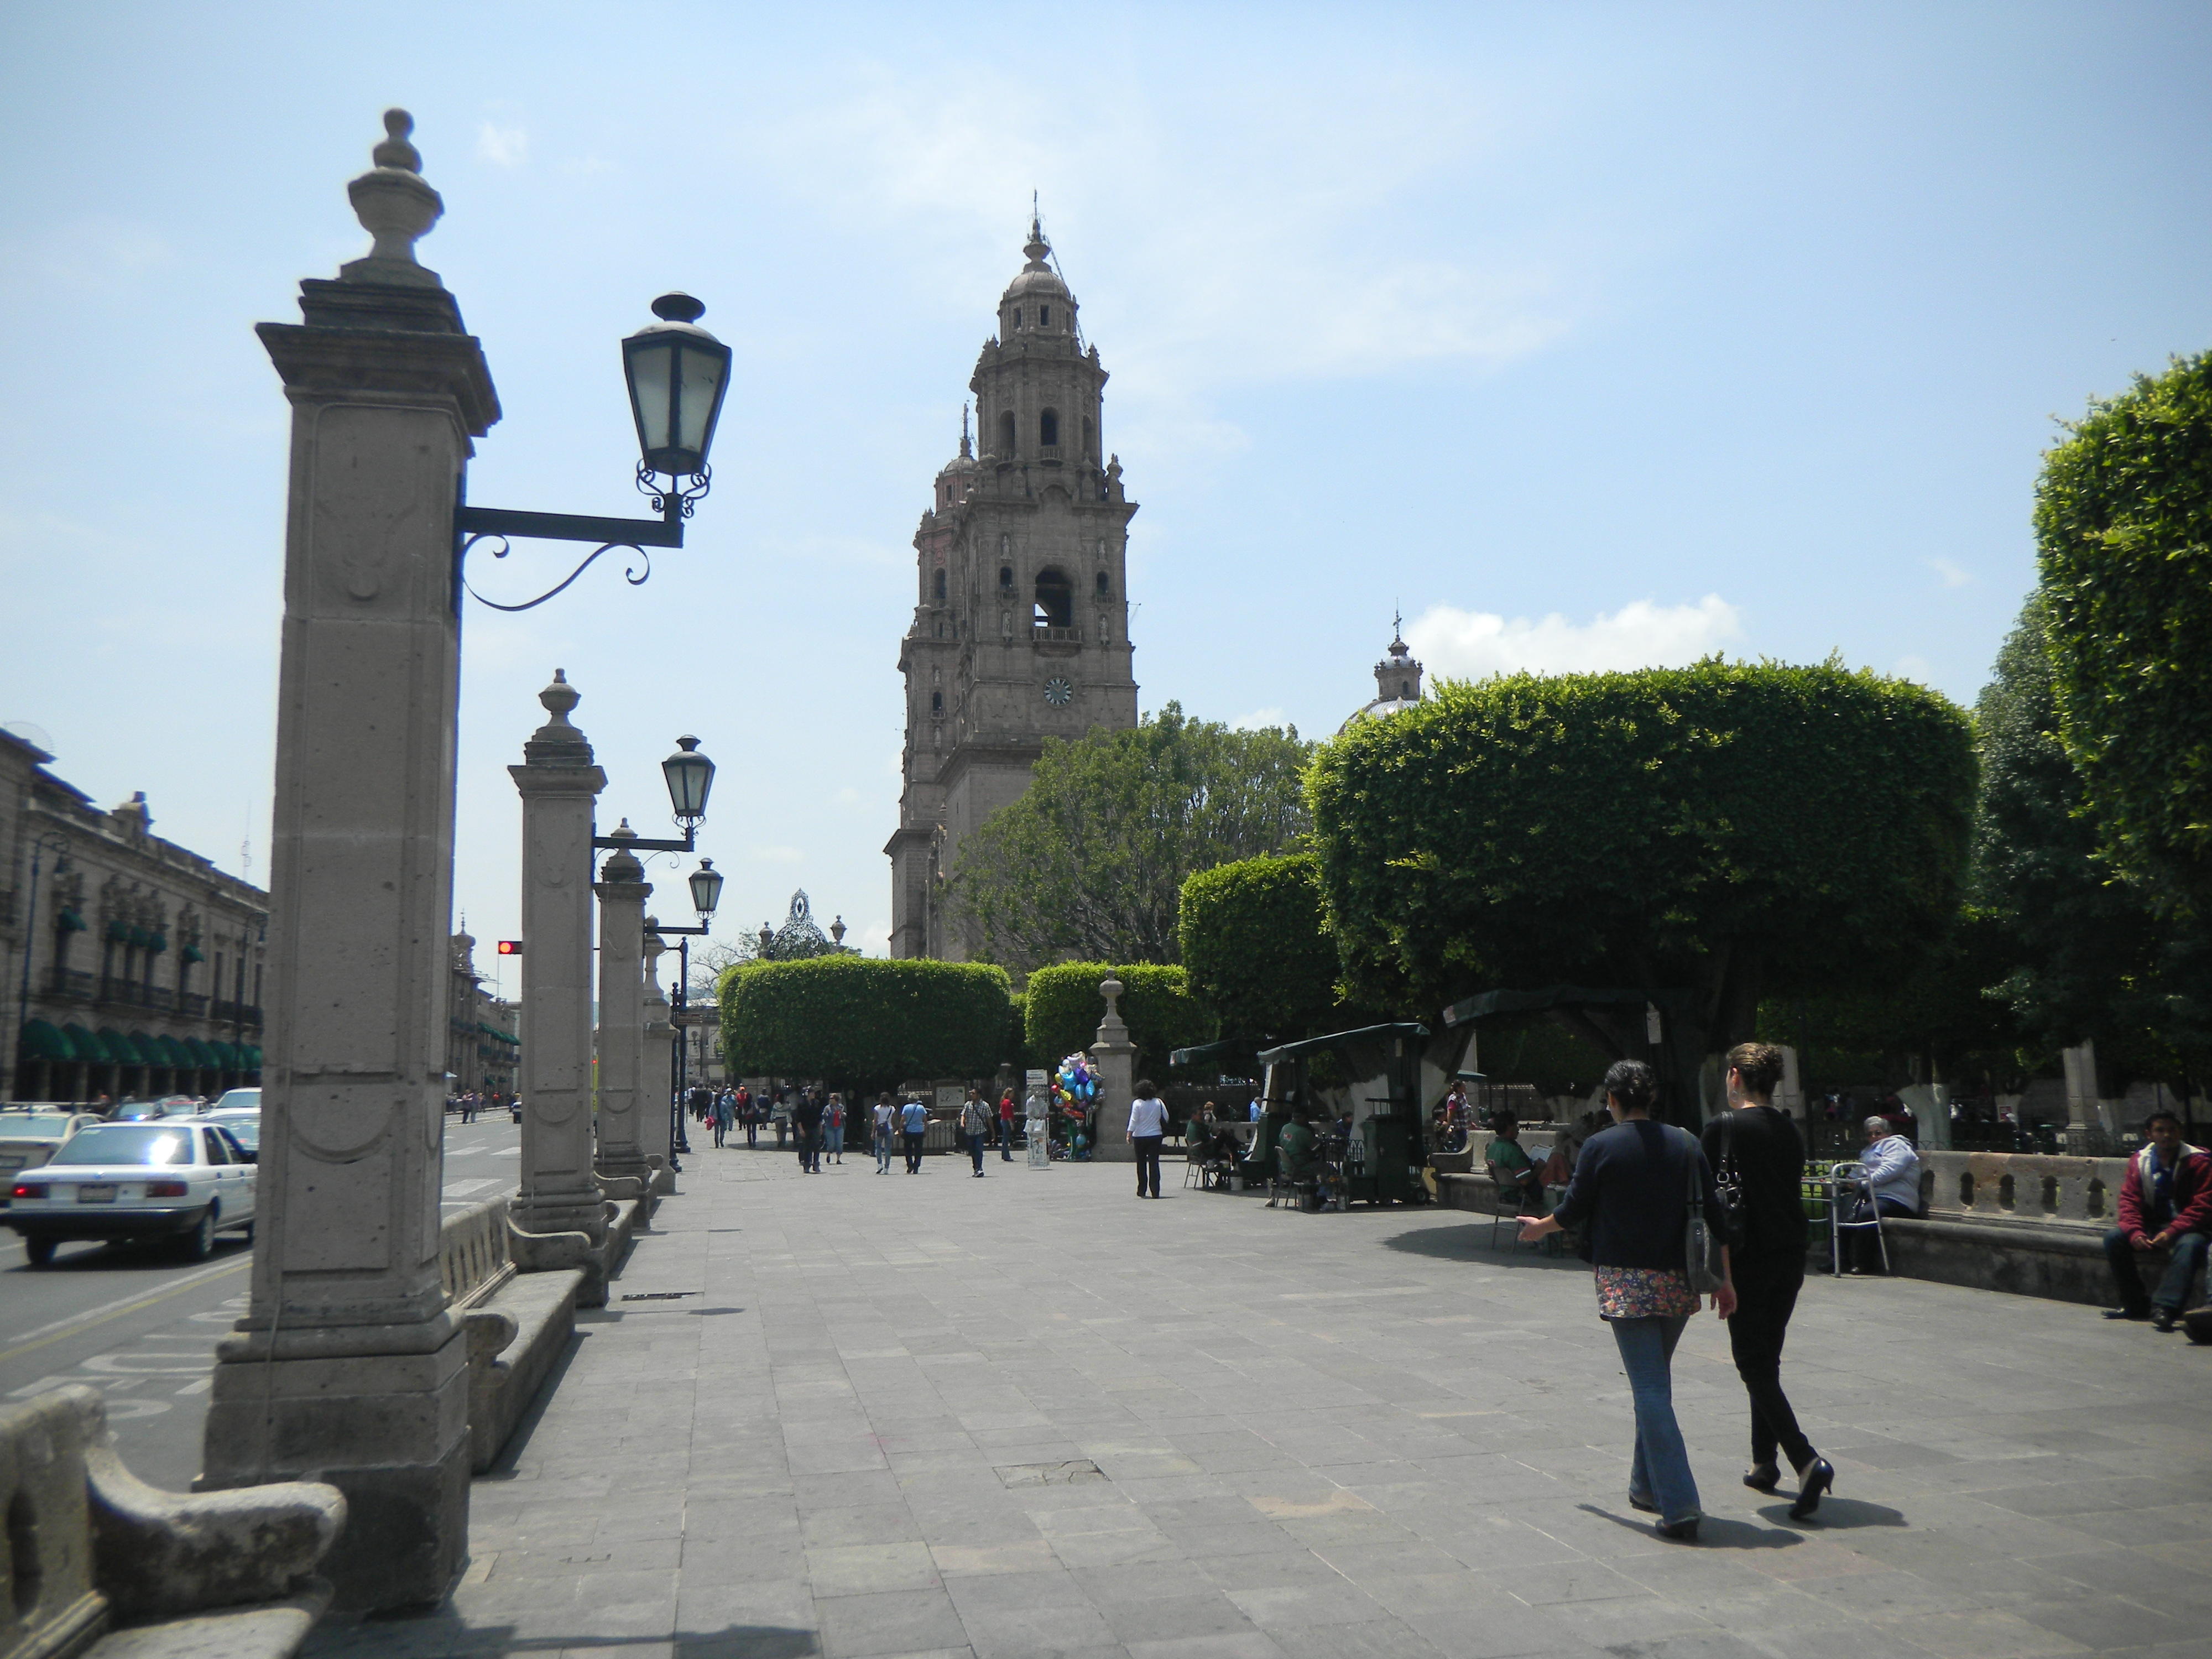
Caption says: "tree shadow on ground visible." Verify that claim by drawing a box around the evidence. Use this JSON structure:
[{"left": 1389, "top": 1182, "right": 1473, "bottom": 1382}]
[
  {"left": 1577, "top": 1503, "right": 1801, "bottom": 1550},
  {"left": 1380, "top": 1223, "right": 1586, "bottom": 1270},
  {"left": 311, "top": 1616, "right": 816, "bottom": 1657},
  {"left": 1752, "top": 1495, "right": 1908, "bottom": 1531}
]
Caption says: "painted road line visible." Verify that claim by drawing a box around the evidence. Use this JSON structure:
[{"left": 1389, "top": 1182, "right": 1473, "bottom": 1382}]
[
  {"left": 0, "top": 1256, "right": 252, "bottom": 1359},
  {"left": 441, "top": 1178, "right": 502, "bottom": 1198}
]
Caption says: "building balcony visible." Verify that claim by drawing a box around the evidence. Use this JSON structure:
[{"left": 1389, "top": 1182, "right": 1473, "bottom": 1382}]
[
  {"left": 1031, "top": 624, "right": 1082, "bottom": 645},
  {"left": 179, "top": 993, "right": 209, "bottom": 1019},
  {"left": 49, "top": 968, "right": 95, "bottom": 1002}
]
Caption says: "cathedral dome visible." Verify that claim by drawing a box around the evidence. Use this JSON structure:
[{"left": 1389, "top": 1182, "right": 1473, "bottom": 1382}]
[
  {"left": 1337, "top": 622, "right": 1427, "bottom": 734},
  {"left": 998, "top": 215, "right": 1078, "bottom": 341}
]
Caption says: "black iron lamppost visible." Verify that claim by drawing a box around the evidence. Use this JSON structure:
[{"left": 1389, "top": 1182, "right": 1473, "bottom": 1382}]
[
  {"left": 454, "top": 294, "right": 733, "bottom": 611},
  {"left": 12, "top": 830, "right": 71, "bottom": 1099},
  {"left": 648, "top": 858, "right": 724, "bottom": 1165}
]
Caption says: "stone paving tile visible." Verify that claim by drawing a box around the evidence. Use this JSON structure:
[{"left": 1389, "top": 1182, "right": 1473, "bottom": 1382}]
[{"left": 305, "top": 1150, "right": 2211, "bottom": 1658}]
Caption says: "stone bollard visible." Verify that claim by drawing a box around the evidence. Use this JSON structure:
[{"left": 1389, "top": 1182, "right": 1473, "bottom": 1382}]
[{"left": 1088, "top": 976, "right": 1137, "bottom": 1164}]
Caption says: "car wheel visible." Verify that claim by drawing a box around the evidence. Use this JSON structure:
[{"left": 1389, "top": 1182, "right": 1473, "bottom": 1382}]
[
  {"left": 181, "top": 1208, "right": 216, "bottom": 1262},
  {"left": 24, "top": 1237, "right": 56, "bottom": 1267}
]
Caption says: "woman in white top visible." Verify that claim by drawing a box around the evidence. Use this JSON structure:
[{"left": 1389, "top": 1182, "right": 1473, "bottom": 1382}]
[{"left": 1128, "top": 1080, "right": 1170, "bottom": 1199}]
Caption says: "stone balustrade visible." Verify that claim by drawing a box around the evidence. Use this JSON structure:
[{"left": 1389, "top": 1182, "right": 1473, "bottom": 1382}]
[{"left": 1912, "top": 1148, "right": 2127, "bottom": 1227}]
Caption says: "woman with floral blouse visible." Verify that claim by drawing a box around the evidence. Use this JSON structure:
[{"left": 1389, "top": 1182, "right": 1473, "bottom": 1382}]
[{"left": 1519, "top": 1059, "right": 1735, "bottom": 1540}]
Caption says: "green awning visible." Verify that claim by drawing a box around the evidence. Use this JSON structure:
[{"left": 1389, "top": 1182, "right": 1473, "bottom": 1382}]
[
  {"left": 62, "top": 1024, "right": 98, "bottom": 1062},
  {"left": 241, "top": 1045, "right": 263, "bottom": 1071},
  {"left": 147, "top": 932, "right": 168, "bottom": 954},
  {"left": 128, "top": 926, "right": 152, "bottom": 948},
  {"left": 94, "top": 1027, "right": 133, "bottom": 1065},
  {"left": 106, "top": 920, "right": 130, "bottom": 943},
  {"left": 185, "top": 1037, "right": 218, "bottom": 1070},
  {"left": 56, "top": 908, "right": 86, "bottom": 933},
  {"left": 1255, "top": 1022, "right": 1431, "bottom": 1063},
  {"left": 156, "top": 1035, "right": 191, "bottom": 1070},
  {"left": 18, "top": 1019, "right": 73, "bottom": 1061},
  {"left": 126, "top": 1030, "right": 161, "bottom": 1067},
  {"left": 181, "top": 944, "right": 205, "bottom": 963}
]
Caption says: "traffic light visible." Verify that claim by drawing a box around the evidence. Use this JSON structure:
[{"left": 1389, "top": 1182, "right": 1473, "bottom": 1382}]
[{"left": 497, "top": 940, "right": 523, "bottom": 956}]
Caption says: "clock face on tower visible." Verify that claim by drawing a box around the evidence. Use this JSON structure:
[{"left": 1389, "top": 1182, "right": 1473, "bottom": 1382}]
[{"left": 1043, "top": 677, "right": 1073, "bottom": 706}]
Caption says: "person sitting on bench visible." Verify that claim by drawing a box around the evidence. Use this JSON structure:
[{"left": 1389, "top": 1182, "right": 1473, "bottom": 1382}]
[
  {"left": 1845, "top": 1117, "right": 1921, "bottom": 1274},
  {"left": 1486, "top": 1113, "right": 1546, "bottom": 1212},
  {"left": 2103, "top": 1110, "right": 2211, "bottom": 1331},
  {"left": 1277, "top": 1112, "right": 1317, "bottom": 1192}
]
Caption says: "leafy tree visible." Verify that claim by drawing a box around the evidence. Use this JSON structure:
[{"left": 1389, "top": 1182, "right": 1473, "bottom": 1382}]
[
  {"left": 1306, "top": 660, "right": 1976, "bottom": 1119},
  {"left": 1024, "top": 962, "right": 1208, "bottom": 1081},
  {"left": 947, "top": 703, "right": 1312, "bottom": 971},
  {"left": 2037, "top": 351, "right": 2212, "bottom": 913},
  {"left": 717, "top": 957, "right": 1010, "bottom": 1096},
  {"left": 1178, "top": 853, "right": 1343, "bottom": 1041}
]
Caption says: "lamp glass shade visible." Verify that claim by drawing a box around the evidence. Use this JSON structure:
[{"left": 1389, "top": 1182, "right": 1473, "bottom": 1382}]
[
  {"left": 689, "top": 859, "right": 724, "bottom": 919},
  {"left": 623, "top": 296, "right": 733, "bottom": 478},
  {"left": 662, "top": 736, "right": 714, "bottom": 822}
]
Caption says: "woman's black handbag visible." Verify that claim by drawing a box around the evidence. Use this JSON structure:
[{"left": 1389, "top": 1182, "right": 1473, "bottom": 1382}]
[
  {"left": 1712, "top": 1110, "right": 1747, "bottom": 1253},
  {"left": 1677, "top": 1127, "right": 1725, "bottom": 1294}
]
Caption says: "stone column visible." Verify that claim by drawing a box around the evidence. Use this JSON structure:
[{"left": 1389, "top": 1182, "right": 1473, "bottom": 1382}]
[
  {"left": 641, "top": 922, "right": 675, "bottom": 1185},
  {"left": 2062, "top": 1040, "right": 2103, "bottom": 1154},
  {"left": 508, "top": 671, "right": 608, "bottom": 1244},
  {"left": 198, "top": 111, "right": 498, "bottom": 1614},
  {"left": 593, "top": 827, "right": 650, "bottom": 1186},
  {"left": 1088, "top": 976, "right": 1136, "bottom": 1164}
]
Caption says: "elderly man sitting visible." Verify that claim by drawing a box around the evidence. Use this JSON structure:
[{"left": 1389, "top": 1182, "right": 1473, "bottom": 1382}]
[
  {"left": 1845, "top": 1115, "right": 1921, "bottom": 1275},
  {"left": 1484, "top": 1113, "right": 1547, "bottom": 1214},
  {"left": 2103, "top": 1110, "right": 2211, "bottom": 1332}
]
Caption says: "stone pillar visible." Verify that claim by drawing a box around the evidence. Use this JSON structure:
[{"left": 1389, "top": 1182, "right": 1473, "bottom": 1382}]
[
  {"left": 641, "top": 922, "right": 675, "bottom": 1185},
  {"left": 508, "top": 671, "right": 608, "bottom": 1246},
  {"left": 593, "top": 827, "right": 650, "bottom": 1186},
  {"left": 1088, "top": 976, "right": 1136, "bottom": 1164},
  {"left": 198, "top": 111, "right": 498, "bottom": 1614},
  {"left": 2062, "top": 1040, "right": 2104, "bottom": 1153}
]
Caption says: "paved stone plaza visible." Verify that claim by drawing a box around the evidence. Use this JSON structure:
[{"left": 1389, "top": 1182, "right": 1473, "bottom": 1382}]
[{"left": 308, "top": 1148, "right": 2210, "bottom": 1659}]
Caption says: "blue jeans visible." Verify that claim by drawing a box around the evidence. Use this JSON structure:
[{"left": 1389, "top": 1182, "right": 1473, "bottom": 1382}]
[
  {"left": 967, "top": 1131, "right": 985, "bottom": 1172},
  {"left": 2104, "top": 1227, "right": 2210, "bottom": 1314},
  {"left": 826, "top": 1124, "right": 844, "bottom": 1159},
  {"left": 1611, "top": 1314, "right": 1700, "bottom": 1525},
  {"left": 876, "top": 1127, "right": 895, "bottom": 1171}
]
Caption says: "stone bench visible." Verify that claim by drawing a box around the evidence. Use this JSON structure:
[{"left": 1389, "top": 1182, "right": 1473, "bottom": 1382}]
[
  {"left": 1, "top": 1385, "right": 342, "bottom": 1659},
  {"left": 438, "top": 1199, "right": 586, "bottom": 1474}
]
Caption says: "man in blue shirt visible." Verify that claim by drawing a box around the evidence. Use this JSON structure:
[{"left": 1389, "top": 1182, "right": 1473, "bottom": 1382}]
[{"left": 900, "top": 1097, "right": 930, "bottom": 1174}]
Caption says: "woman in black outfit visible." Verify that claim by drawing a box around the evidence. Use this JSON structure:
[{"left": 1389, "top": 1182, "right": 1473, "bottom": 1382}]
[
  {"left": 1704, "top": 1042, "right": 1834, "bottom": 1519},
  {"left": 1520, "top": 1060, "right": 1734, "bottom": 1541}
]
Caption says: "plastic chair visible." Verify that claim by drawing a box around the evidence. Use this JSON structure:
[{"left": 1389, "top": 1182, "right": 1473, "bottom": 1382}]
[{"left": 1828, "top": 1161, "right": 1891, "bottom": 1276}]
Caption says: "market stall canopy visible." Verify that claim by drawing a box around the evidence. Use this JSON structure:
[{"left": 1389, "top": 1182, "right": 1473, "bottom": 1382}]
[
  {"left": 1255, "top": 1022, "right": 1429, "bottom": 1063},
  {"left": 1441, "top": 984, "right": 1693, "bottom": 1027}
]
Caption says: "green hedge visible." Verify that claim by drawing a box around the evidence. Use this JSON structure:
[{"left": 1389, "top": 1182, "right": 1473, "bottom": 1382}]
[
  {"left": 1024, "top": 962, "right": 1209, "bottom": 1080},
  {"left": 1178, "top": 853, "right": 1342, "bottom": 1041},
  {"left": 718, "top": 956, "right": 1012, "bottom": 1096}
]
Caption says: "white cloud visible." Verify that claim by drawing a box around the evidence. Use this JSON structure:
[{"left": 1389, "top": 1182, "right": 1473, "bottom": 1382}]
[
  {"left": 476, "top": 122, "right": 529, "bottom": 167},
  {"left": 1230, "top": 707, "right": 1290, "bottom": 732},
  {"left": 747, "top": 844, "right": 805, "bottom": 864},
  {"left": 1928, "top": 557, "right": 1973, "bottom": 589},
  {"left": 857, "top": 922, "right": 892, "bottom": 958},
  {"left": 1891, "top": 654, "right": 1934, "bottom": 683},
  {"left": 1406, "top": 595, "right": 1745, "bottom": 680}
]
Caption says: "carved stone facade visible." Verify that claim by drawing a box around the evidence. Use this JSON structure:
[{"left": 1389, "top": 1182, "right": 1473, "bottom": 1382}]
[
  {"left": 446, "top": 930, "right": 518, "bottom": 1100},
  {"left": 1, "top": 728, "right": 269, "bottom": 1102},
  {"left": 885, "top": 220, "right": 1140, "bottom": 959}
]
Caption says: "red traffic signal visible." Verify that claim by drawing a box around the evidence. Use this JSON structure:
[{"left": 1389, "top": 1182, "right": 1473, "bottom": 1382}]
[{"left": 497, "top": 940, "right": 523, "bottom": 956}]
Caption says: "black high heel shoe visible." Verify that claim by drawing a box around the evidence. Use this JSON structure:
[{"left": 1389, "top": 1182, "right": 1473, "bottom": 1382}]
[
  {"left": 1744, "top": 1462, "right": 1780, "bottom": 1493},
  {"left": 1790, "top": 1457, "right": 1835, "bottom": 1520}
]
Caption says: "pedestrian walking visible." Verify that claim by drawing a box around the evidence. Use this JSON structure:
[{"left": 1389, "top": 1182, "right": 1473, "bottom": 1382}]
[
  {"left": 711, "top": 1088, "right": 733, "bottom": 1149},
  {"left": 960, "top": 1089, "right": 993, "bottom": 1176},
  {"left": 773, "top": 1092, "right": 789, "bottom": 1150},
  {"left": 1128, "top": 1078, "right": 1169, "bottom": 1198},
  {"left": 901, "top": 1095, "right": 929, "bottom": 1173},
  {"left": 794, "top": 1088, "right": 824, "bottom": 1173},
  {"left": 998, "top": 1089, "right": 1016, "bottom": 1161},
  {"left": 826, "top": 1093, "right": 846, "bottom": 1164},
  {"left": 874, "top": 1093, "right": 897, "bottom": 1172},
  {"left": 1704, "top": 1042, "right": 1834, "bottom": 1519},
  {"left": 1517, "top": 1059, "right": 1735, "bottom": 1541}
]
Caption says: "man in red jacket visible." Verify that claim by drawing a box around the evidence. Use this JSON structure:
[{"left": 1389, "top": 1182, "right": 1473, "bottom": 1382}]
[{"left": 2104, "top": 1112, "right": 2212, "bottom": 1332}]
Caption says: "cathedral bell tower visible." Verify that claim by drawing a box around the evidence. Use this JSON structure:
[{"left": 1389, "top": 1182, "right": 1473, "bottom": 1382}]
[{"left": 885, "top": 217, "right": 1140, "bottom": 959}]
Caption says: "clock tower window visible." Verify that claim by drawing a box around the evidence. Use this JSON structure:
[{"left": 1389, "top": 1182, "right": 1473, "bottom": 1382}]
[
  {"left": 1034, "top": 567, "right": 1074, "bottom": 629},
  {"left": 998, "top": 410, "right": 1017, "bottom": 457},
  {"left": 1040, "top": 408, "right": 1059, "bottom": 447},
  {"left": 931, "top": 568, "right": 946, "bottom": 604}
]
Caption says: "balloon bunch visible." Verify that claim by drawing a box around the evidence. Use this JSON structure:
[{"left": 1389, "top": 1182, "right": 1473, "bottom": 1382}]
[{"left": 1052, "top": 1053, "right": 1098, "bottom": 1112}]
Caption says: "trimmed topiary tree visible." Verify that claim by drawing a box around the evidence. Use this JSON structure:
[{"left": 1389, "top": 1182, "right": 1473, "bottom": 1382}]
[
  {"left": 1178, "top": 852, "right": 1343, "bottom": 1042},
  {"left": 718, "top": 956, "right": 1011, "bottom": 1097},
  {"left": 1306, "top": 659, "right": 1976, "bottom": 1120},
  {"left": 1023, "top": 962, "right": 1209, "bottom": 1080},
  {"left": 2036, "top": 351, "right": 2212, "bottom": 914}
]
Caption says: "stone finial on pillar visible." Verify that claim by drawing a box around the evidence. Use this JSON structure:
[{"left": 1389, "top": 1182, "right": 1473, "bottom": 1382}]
[
  {"left": 593, "top": 825, "right": 651, "bottom": 1186},
  {"left": 1089, "top": 976, "right": 1136, "bottom": 1164},
  {"left": 509, "top": 669, "right": 609, "bottom": 1267},
  {"left": 342, "top": 109, "right": 445, "bottom": 288}
]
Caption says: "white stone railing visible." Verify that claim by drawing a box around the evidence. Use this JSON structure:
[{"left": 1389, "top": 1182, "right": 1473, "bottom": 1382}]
[{"left": 1912, "top": 1149, "right": 2131, "bottom": 1229}]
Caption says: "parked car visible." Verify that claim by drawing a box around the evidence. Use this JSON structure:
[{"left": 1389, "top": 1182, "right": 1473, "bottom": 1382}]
[
  {"left": 199, "top": 1108, "right": 260, "bottom": 1157},
  {"left": 206, "top": 1087, "right": 262, "bottom": 1115},
  {"left": 109, "top": 1099, "right": 188, "bottom": 1121},
  {"left": 0, "top": 1107, "right": 102, "bottom": 1203},
  {"left": 7, "top": 1120, "right": 257, "bottom": 1265}
]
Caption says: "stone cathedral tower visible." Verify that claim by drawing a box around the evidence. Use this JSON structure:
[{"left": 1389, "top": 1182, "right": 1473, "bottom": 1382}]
[{"left": 885, "top": 218, "right": 1140, "bottom": 959}]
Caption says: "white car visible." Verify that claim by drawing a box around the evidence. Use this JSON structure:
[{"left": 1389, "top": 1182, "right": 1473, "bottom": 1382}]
[
  {"left": 199, "top": 1107, "right": 260, "bottom": 1157},
  {"left": 7, "top": 1120, "right": 257, "bottom": 1266},
  {"left": 0, "top": 1108, "right": 102, "bottom": 1202},
  {"left": 205, "top": 1087, "right": 261, "bottom": 1115}
]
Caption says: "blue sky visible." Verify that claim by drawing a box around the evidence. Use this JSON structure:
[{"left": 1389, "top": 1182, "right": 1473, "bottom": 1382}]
[{"left": 2, "top": 2, "right": 2207, "bottom": 970}]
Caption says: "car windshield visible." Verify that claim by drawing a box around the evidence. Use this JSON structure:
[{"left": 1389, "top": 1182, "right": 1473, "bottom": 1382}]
[
  {"left": 48, "top": 1125, "right": 196, "bottom": 1166},
  {"left": 220, "top": 1119, "right": 260, "bottom": 1151},
  {"left": 1, "top": 1115, "right": 76, "bottom": 1137},
  {"left": 212, "top": 1090, "right": 262, "bottom": 1112}
]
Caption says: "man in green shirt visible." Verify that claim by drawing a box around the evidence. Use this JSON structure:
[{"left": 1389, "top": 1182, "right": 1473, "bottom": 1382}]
[{"left": 1485, "top": 1113, "right": 1545, "bottom": 1211}]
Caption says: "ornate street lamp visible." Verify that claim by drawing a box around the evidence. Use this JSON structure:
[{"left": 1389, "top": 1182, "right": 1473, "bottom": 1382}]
[
  {"left": 663, "top": 737, "right": 714, "bottom": 830},
  {"left": 648, "top": 857, "right": 726, "bottom": 1165},
  {"left": 687, "top": 857, "right": 725, "bottom": 919},
  {"left": 453, "top": 294, "right": 733, "bottom": 612}
]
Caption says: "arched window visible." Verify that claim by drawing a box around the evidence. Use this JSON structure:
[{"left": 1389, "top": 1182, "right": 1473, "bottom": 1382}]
[
  {"left": 931, "top": 568, "right": 946, "bottom": 604},
  {"left": 1034, "top": 567, "right": 1073, "bottom": 629},
  {"left": 998, "top": 565, "right": 1014, "bottom": 590},
  {"left": 1040, "top": 409, "right": 1059, "bottom": 447},
  {"left": 998, "top": 410, "right": 1016, "bottom": 457},
  {"left": 1082, "top": 416, "right": 1095, "bottom": 459},
  {"left": 1040, "top": 304, "right": 1052, "bottom": 327},
  {"left": 1011, "top": 307, "right": 1022, "bottom": 328},
  {"left": 1094, "top": 571, "right": 1109, "bottom": 598},
  {"left": 930, "top": 691, "right": 943, "bottom": 715}
]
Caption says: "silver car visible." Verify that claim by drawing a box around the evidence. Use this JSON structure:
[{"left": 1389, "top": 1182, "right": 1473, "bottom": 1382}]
[
  {"left": 0, "top": 1108, "right": 102, "bottom": 1202},
  {"left": 7, "top": 1120, "right": 257, "bottom": 1266}
]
